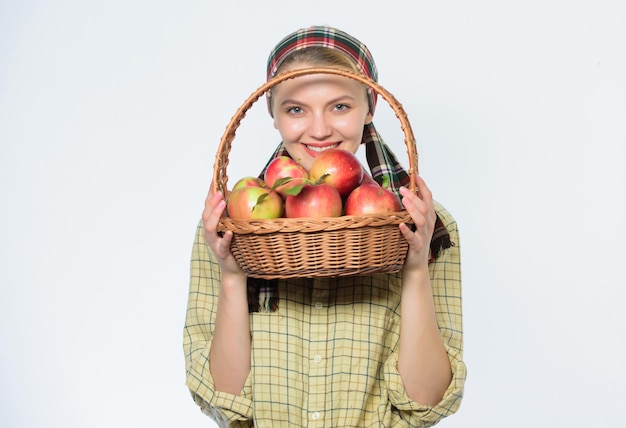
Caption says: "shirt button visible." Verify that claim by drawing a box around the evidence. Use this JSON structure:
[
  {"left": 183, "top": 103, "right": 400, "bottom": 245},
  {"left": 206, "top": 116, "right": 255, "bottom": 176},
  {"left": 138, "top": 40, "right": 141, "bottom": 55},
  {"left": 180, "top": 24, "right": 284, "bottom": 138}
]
[
  {"left": 315, "top": 302, "right": 323, "bottom": 309},
  {"left": 314, "top": 355, "right": 322, "bottom": 363},
  {"left": 311, "top": 411, "right": 320, "bottom": 420}
]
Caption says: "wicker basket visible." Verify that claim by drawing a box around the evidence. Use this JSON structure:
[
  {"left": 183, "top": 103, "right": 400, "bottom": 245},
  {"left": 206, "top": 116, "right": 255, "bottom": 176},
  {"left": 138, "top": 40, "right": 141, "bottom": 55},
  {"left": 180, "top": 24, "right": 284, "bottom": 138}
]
[{"left": 212, "top": 67, "right": 419, "bottom": 279}]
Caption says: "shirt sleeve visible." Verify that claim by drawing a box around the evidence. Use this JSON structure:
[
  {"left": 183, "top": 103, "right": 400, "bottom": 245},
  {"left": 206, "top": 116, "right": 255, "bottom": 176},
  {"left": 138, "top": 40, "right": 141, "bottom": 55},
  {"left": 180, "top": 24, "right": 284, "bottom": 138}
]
[
  {"left": 383, "top": 201, "right": 467, "bottom": 425},
  {"left": 183, "top": 221, "right": 254, "bottom": 426}
]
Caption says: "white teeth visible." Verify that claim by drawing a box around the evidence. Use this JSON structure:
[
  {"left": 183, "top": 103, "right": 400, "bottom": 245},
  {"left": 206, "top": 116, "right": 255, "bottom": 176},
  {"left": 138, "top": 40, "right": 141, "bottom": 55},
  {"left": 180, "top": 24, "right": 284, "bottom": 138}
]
[{"left": 306, "top": 144, "right": 339, "bottom": 152}]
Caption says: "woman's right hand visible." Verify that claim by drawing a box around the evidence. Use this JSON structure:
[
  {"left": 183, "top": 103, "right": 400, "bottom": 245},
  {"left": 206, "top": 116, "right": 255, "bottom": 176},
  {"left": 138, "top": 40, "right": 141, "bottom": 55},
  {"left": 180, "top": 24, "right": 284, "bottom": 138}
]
[
  {"left": 202, "top": 190, "right": 246, "bottom": 278},
  {"left": 203, "top": 190, "right": 251, "bottom": 395}
]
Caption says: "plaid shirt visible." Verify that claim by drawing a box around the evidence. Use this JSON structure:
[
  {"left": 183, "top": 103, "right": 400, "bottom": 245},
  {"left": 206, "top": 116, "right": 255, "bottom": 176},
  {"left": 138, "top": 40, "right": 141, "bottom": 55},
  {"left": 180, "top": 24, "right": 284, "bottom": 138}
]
[{"left": 183, "top": 201, "right": 466, "bottom": 427}]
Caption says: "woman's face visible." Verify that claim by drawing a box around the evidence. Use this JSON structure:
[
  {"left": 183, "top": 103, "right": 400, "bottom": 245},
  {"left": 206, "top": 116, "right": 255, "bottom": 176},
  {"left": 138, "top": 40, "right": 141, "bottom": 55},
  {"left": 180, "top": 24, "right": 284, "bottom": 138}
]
[{"left": 271, "top": 62, "right": 373, "bottom": 171}]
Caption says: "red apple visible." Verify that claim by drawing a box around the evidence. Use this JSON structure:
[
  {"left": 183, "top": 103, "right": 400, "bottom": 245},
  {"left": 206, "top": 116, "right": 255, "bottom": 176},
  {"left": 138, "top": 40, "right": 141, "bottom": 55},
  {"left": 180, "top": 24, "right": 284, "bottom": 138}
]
[
  {"left": 264, "top": 156, "right": 308, "bottom": 196},
  {"left": 344, "top": 183, "right": 402, "bottom": 216},
  {"left": 284, "top": 183, "right": 342, "bottom": 218},
  {"left": 360, "top": 170, "right": 377, "bottom": 186},
  {"left": 308, "top": 148, "right": 364, "bottom": 198},
  {"left": 227, "top": 186, "right": 283, "bottom": 219},
  {"left": 232, "top": 176, "right": 267, "bottom": 190}
]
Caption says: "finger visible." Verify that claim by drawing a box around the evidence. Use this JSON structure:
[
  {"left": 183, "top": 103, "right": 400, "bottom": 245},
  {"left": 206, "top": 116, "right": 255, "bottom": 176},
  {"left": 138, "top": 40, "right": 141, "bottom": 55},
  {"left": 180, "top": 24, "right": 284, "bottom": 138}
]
[
  {"left": 399, "top": 186, "right": 427, "bottom": 222},
  {"left": 399, "top": 222, "right": 429, "bottom": 253},
  {"left": 399, "top": 222, "right": 417, "bottom": 243},
  {"left": 412, "top": 176, "right": 435, "bottom": 224},
  {"left": 203, "top": 196, "right": 228, "bottom": 248},
  {"left": 207, "top": 200, "right": 227, "bottom": 232},
  {"left": 399, "top": 186, "right": 420, "bottom": 208},
  {"left": 214, "top": 230, "right": 234, "bottom": 259},
  {"left": 414, "top": 175, "right": 433, "bottom": 203},
  {"left": 203, "top": 192, "right": 227, "bottom": 222},
  {"left": 203, "top": 191, "right": 223, "bottom": 217}
]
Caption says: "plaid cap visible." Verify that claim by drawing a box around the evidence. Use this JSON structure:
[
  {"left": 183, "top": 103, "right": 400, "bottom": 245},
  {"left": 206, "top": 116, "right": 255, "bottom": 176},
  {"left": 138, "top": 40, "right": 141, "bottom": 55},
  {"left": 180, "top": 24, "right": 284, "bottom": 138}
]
[{"left": 266, "top": 25, "right": 378, "bottom": 113}]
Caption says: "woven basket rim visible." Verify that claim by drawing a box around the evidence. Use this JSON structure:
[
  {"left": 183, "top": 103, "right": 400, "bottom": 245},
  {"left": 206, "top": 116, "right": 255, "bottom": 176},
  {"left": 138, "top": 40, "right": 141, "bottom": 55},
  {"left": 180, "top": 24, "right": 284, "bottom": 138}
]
[{"left": 217, "top": 211, "right": 414, "bottom": 235}]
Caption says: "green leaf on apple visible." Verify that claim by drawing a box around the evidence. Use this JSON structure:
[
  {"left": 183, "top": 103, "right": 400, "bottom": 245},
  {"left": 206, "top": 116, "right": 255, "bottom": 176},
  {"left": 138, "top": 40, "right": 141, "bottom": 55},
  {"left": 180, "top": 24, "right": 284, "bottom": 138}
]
[
  {"left": 268, "top": 177, "right": 293, "bottom": 193},
  {"left": 269, "top": 176, "right": 311, "bottom": 196},
  {"left": 282, "top": 182, "right": 307, "bottom": 196},
  {"left": 252, "top": 191, "right": 271, "bottom": 211},
  {"left": 251, "top": 177, "right": 292, "bottom": 211}
]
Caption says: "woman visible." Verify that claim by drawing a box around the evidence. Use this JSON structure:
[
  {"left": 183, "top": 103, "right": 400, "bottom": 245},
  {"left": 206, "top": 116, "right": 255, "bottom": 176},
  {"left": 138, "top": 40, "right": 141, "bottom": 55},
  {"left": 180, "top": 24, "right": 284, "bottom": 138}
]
[{"left": 184, "top": 25, "right": 466, "bottom": 427}]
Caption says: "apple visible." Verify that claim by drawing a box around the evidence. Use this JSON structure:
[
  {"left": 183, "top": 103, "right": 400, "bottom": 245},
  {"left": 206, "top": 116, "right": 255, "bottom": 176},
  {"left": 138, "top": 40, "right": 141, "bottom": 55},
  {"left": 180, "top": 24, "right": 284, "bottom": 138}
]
[
  {"left": 344, "top": 182, "right": 402, "bottom": 216},
  {"left": 284, "top": 183, "right": 342, "bottom": 218},
  {"left": 226, "top": 186, "right": 283, "bottom": 219},
  {"left": 308, "top": 148, "right": 364, "bottom": 198},
  {"left": 360, "top": 170, "right": 377, "bottom": 186},
  {"left": 264, "top": 156, "right": 308, "bottom": 196},
  {"left": 232, "top": 176, "right": 267, "bottom": 190}
]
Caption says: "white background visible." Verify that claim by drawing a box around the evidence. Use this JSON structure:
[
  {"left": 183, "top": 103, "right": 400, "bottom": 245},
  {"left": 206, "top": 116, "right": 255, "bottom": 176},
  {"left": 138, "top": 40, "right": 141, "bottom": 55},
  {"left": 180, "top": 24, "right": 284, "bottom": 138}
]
[{"left": 1, "top": 1, "right": 625, "bottom": 427}]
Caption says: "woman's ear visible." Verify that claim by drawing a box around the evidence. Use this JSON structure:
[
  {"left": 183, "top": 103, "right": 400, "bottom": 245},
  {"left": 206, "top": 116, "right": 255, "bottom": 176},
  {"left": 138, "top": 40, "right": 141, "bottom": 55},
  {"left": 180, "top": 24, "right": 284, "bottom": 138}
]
[{"left": 365, "top": 111, "right": 374, "bottom": 125}]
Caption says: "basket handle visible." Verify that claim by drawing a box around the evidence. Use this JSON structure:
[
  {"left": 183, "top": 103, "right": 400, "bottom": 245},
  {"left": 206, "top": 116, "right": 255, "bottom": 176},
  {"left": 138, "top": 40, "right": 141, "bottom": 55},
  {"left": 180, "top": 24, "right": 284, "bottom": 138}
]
[{"left": 211, "top": 67, "right": 418, "bottom": 198}]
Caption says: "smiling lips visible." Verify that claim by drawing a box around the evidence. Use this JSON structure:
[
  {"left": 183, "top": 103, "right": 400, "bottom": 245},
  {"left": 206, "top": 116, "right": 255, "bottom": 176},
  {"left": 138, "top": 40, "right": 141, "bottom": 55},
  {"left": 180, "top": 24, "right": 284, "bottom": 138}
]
[{"left": 304, "top": 143, "right": 339, "bottom": 153}]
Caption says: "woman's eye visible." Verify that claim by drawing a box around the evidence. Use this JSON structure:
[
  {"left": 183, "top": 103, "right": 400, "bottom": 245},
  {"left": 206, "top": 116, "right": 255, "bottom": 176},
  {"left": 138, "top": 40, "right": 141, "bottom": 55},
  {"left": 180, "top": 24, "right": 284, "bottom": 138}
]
[
  {"left": 286, "top": 106, "right": 303, "bottom": 114},
  {"left": 334, "top": 104, "right": 350, "bottom": 111}
]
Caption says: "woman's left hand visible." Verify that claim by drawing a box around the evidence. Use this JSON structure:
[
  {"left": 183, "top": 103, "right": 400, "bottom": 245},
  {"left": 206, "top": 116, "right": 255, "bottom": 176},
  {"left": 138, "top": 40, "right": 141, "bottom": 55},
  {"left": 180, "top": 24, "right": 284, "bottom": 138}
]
[{"left": 399, "top": 175, "right": 436, "bottom": 272}]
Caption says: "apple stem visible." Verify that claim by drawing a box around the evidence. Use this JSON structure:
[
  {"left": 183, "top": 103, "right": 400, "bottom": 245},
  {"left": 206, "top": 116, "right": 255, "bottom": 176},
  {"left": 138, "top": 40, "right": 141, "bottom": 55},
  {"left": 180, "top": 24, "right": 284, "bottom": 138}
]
[{"left": 314, "top": 173, "right": 331, "bottom": 186}]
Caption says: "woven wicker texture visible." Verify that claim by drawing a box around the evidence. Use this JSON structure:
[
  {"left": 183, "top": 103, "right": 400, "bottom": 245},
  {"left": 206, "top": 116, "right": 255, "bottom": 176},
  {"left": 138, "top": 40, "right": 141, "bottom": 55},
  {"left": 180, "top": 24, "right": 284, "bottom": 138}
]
[{"left": 212, "top": 68, "right": 418, "bottom": 279}]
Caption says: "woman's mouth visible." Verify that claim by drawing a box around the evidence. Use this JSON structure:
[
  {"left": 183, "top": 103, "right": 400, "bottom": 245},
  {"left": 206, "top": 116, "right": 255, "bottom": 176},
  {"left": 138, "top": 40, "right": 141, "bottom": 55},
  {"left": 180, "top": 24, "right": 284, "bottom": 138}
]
[{"left": 304, "top": 143, "right": 339, "bottom": 153}]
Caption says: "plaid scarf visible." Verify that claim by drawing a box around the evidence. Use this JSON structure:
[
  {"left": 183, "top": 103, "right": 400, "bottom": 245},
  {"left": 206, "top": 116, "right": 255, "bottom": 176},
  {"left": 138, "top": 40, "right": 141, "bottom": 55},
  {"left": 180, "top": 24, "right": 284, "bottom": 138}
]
[{"left": 247, "top": 25, "right": 452, "bottom": 312}]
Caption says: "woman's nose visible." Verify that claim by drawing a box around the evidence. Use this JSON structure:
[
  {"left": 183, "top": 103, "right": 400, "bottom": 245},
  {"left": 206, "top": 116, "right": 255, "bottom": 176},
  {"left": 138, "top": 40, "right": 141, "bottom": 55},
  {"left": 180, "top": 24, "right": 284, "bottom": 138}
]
[{"left": 308, "top": 113, "right": 333, "bottom": 139}]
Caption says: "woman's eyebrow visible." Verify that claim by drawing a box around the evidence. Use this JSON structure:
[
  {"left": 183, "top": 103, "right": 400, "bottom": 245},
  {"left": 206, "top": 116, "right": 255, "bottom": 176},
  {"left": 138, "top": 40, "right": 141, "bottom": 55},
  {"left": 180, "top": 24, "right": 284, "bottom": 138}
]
[{"left": 278, "top": 94, "right": 358, "bottom": 107}]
